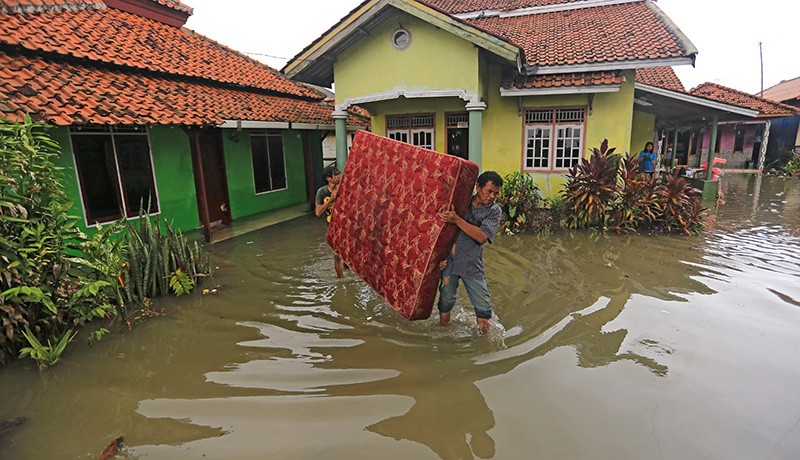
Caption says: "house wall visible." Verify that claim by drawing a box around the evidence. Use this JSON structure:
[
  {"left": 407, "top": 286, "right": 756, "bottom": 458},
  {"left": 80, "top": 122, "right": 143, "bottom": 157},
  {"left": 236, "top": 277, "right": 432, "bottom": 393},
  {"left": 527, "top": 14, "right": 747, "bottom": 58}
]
[
  {"left": 365, "top": 97, "right": 471, "bottom": 153},
  {"left": 334, "top": 10, "right": 480, "bottom": 105},
  {"left": 481, "top": 66, "right": 636, "bottom": 195},
  {"left": 631, "top": 110, "right": 656, "bottom": 155},
  {"left": 55, "top": 125, "right": 313, "bottom": 235},
  {"left": 223, "top": 129, "right": 310, "bottom": 219},
  {"left": 699, "top": 124, "right": 764, "bottom": 168}
]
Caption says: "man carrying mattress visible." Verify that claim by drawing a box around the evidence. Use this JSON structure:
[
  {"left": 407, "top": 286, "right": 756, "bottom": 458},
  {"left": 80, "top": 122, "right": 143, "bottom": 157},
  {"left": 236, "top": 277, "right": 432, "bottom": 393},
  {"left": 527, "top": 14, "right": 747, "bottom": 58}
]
[{"left": 437, "top": 171, "right": 503, "bottom": 334}]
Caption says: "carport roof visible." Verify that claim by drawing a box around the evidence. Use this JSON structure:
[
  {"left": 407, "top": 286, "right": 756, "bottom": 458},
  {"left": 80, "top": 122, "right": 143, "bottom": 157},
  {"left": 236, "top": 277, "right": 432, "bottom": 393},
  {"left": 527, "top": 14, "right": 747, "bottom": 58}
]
[{"left": 634, "top": 83, "right": 759, "bottom": 129}]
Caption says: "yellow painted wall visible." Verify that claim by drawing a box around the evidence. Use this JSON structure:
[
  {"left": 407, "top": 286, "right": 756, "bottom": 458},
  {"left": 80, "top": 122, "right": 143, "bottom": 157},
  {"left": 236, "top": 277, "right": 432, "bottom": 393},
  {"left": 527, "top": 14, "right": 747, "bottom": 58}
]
[
  {"left": 481, "top": 66, "right": 637, "bottom": 196},
  {"left": 631, "top": 110, "right": 656, "bottom": 155},
  {"left": 366, "top": 97, "right": 471, "bottom": 153},
  {"left": 334, "top": 11, "right": 480, "bottom": 104}
]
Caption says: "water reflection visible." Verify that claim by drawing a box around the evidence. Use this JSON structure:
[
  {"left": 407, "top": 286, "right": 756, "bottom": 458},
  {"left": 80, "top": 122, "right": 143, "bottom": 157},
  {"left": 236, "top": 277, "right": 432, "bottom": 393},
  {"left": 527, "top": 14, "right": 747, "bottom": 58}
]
[{"left": 1, "top": 177, "right": 800, "bottom": 459}]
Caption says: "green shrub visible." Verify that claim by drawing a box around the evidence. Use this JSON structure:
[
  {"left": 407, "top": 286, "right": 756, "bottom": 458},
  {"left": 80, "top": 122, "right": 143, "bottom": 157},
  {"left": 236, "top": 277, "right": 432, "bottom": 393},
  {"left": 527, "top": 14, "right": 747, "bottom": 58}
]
[
  {"left": 497, "top": 172, "right": 557, "bottom": 234},
  {"left": 561, "top": 139, "right": 707, "bottom": 234}
]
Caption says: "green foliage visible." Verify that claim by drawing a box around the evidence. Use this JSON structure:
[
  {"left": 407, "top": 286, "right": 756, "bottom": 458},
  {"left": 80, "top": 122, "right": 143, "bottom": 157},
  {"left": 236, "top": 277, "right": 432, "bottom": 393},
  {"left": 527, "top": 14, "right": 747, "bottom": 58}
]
[
  {"left": 561, "top": 139, "right": 708, "bottom": 234},
  {"left": 781, "top": 149, "right": 800, "bottom": 176},
  {"left": 168, "top": 269, "right": 194, "bottom": 296},
  {"left": 0, "top": 115, "right": 82, "bottom": 365},
  {"left": 562, "top": 140, "right": 620, "bottom": 229},
  {"left": 1, "top": 117, "right": 212, "bottom": 368},
  {"left": 123, "top": 212, "right": 210, "bottom": 303},
  {"left": 19, "top": 326, "right": 77, "bottom": 368},
  {"left": 497, "top": 172, "right": 557, "bottom": 234}
]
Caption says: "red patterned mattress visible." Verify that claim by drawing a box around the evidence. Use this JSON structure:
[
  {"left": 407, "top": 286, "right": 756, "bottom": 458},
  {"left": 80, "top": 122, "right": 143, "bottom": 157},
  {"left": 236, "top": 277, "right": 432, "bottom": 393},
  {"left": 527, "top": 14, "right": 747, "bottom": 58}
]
[{"left": 327, "top": 131, "right": 479, "bottom": 320}]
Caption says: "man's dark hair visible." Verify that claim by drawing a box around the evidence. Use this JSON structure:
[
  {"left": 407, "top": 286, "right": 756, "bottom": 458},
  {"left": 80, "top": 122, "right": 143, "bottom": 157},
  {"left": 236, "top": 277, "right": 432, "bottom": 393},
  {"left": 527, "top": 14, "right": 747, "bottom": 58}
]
[
  {"left": 322, "top": 165, "right": 339, "bottom": 181},
  {"left": 477, "top": 171, "right": 503, "bottom": 188}
]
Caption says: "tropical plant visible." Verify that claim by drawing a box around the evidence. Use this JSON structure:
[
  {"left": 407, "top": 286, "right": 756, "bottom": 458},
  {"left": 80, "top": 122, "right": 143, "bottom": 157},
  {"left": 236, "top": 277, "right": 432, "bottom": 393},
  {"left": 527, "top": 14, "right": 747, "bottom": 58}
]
[
  {"left": 122, "top": 212, "right": 210, "bottom": 303},
  {"left": 561, "top": 139, "right": 707, "bottom": 234},
  {"left": 0, "top": 116, "right": 83, "bottom": 364},
  {"left": 497, "top": 172, "right": 557, "bottom": 234},
  {"left": 19, "top": 326, "right": 77, "bottom": 368},
  {"left": 562, "top": 140, "right": 620, "bottom": 229},
  {"left": 652, "top": 175, "right": 705, "bottom": 234}
]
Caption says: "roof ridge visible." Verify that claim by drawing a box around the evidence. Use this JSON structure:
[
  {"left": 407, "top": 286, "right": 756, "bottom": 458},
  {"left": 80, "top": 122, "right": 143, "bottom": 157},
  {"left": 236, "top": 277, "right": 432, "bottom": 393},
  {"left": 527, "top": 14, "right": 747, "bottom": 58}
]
[
  {"left": 455, "top": 0, "right": 644, "bottom": 19},
  {"left": 180, "top": 27, "right": 322, "bottom": 100},
  {"left": 0, "top": 1, "right": 105, "bottom": 14}
]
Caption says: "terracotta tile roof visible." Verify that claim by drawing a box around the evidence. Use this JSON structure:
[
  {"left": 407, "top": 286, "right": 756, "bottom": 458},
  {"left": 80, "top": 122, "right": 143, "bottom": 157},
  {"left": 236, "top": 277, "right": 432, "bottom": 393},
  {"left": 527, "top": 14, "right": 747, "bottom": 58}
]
[
  {"left": 689, "top": 83, "right": 800, "bottom": 117},
  {"left": 0, "top": 0, "right": 103, "bottom": 13},
  {"left": 151, "top": 0, "right": 191, "bottom": 14},
  {"left": 635, "top": 66, "right": 685, "bottom": 92},
  {"left": 0, "top": 51, "right": 370, "bottom": 127},
  {"left": 464, "top": 1, "right": 692, "bottom": 68},
  {"left": 502, "top": 71, "right": 625, "bottom": 89},
  {"left": 0, "top": 5, "right": 319, "bottom": 99},
  {"left": 420, "top": 0, "right": 589, "bottom": 14},
  {"left": 761, "top": 76, "right": 800, "bottom": 104}
]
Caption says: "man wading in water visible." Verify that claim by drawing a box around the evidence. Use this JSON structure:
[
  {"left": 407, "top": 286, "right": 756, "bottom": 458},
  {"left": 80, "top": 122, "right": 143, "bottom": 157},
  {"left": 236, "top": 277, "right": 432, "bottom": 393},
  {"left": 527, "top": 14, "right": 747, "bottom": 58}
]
[
  {"left": 437, "top": 171, "right": 503, "bottom": 334},
  {"left": 315, "top": 165, "right": 344, "bottom": 278}
]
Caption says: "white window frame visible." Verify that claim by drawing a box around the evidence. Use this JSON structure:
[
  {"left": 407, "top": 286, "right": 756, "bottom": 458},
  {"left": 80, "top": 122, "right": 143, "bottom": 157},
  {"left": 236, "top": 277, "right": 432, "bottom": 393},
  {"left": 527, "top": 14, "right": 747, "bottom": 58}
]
[
  {"left": 386, "top": 113, "right": 435, "bottom": 150},
  {"left": 523, "top": 107, "right": 586, "bottom": 172},
  {"left": 250, "top": 130, "right": 288, "bottom": 195},
  {"left": 69, "top": 125, "right": 161, "bottom": 226}
]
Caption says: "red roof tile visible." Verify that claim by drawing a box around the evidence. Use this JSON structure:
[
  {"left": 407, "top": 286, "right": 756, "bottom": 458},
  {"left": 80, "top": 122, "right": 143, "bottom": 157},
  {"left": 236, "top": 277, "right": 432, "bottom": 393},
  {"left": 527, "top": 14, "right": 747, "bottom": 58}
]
[
  {"left": 0, "top": 51, "right": 369, "bottom": 127},
  {"left": 635, "top": 66, "right": 685, "bottom": 92},
  {"left": 689, "top": 82, "right": 800, "bottom": 117},
  {"left": 0, "top": 5, "right": 318, "bottom": 99},
  {"left": 464, "top": 2, "right": 691, "bottom": 68},
  {"left": 420, "top": 0, "right": 589, "bottom": 14},
  {"left": 502, "top": 71, "right": 625, "bottom": 89}
]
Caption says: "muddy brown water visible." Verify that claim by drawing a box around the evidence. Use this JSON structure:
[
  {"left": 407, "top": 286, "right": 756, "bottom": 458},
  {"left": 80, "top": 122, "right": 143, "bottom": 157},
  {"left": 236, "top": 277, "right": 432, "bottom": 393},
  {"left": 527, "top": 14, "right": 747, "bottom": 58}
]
[{"left": 1, "top": 174, "right": 799, "bottom": 459}]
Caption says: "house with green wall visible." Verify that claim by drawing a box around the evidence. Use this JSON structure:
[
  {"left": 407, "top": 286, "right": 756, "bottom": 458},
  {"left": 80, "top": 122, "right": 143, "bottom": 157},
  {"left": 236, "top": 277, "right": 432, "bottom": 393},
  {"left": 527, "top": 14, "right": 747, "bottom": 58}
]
[
  {"left": 0, "top": 0, "right": 367, "bottom": 241},
  {"left": 283, "top": 0, "right": 701, "bottom": 195}
]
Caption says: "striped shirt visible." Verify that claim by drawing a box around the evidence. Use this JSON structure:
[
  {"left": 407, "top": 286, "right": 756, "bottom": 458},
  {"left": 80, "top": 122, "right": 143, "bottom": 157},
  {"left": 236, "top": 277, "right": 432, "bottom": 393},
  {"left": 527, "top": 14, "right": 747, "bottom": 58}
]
[{"left": 448, "top": 199, "right": 501, "bottom": 279}]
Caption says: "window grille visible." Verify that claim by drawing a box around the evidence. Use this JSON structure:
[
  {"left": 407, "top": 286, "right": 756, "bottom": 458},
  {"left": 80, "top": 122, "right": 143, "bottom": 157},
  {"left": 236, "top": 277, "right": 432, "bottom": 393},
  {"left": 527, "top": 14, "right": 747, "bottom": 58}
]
[
  {"left": 446, "top": 113, "right": 469, "bottom": 126},
  {"left": 556, "top": 108, "right": 585, "bottom": 123},
  {"left": 525, "top": 109, "right": 553, "bottom": 124}
]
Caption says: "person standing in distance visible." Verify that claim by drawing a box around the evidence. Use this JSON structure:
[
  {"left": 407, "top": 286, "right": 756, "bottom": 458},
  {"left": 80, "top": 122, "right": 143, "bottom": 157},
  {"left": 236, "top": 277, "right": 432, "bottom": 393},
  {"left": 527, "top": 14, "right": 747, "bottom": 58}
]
[
  {"left": 638, "top": 142, "right": 656, "bottom": 179},
  {"left": 315, "top": 165, "right": 344, "bottom": 278},
  {"left": 437, "top": 171, "right": 503, "bottom": 334}
]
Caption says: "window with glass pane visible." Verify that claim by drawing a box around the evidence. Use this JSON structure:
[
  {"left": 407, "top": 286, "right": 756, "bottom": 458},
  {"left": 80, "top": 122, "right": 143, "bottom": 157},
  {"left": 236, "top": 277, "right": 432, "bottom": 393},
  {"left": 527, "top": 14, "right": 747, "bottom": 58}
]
[
  {"left": 386, "top": 113, "right": 434, "bottom": 149},
  {"left": 523, "top": 108, "right": 585, "bottom": 170},
  {"left": 251, "top": 132, "right": 287, "bottom": 194},
  {"left": 554, "top": 125, "right": 583, "bottom": 169},
  {"left": 70, "top": 128, "right": 159, "bottom": 225},
  {"left": 525, "top": 126, "right": 550, "bottom": 169}
]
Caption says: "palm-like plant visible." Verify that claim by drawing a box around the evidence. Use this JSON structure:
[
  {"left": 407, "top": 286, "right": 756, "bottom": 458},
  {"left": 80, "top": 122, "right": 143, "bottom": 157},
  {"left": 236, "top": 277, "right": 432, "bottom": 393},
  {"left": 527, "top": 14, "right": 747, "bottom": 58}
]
[{"left": 562, "top": 140, "right": 619, "bottom": 229}]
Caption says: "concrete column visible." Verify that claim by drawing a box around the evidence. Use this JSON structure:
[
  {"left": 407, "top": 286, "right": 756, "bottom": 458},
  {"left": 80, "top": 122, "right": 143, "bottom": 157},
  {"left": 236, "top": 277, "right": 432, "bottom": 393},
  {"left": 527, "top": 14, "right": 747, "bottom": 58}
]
[
  {"left": 332, "top": 109, "right": 349, "bottom": 173},
  {"left": 466, "top": 101, "right": 486, "bottom": 169},
  {"left": 706, "top": 115, "right": 719, "bottom": 181},
  {"left": 757, "top": 119, "right": 771, "bottom": 171},
  {"left": 671, "top": 128, "right": 679, "bottom": 169}
]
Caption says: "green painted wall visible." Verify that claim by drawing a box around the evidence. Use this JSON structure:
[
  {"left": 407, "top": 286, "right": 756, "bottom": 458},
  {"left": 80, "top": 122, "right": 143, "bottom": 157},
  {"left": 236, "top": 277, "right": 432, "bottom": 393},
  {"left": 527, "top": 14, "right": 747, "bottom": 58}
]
[
  {"left": 334, "top": 11, "right": 480, "bottom": 104},
  {"left": 149, "top": 126, "right": 200, "bottom": 231},
  {"left": 224, "top": 129, "right": 309, "bottom": 219},
  {"left": 54, "top": 125, "right": 313, "bottom": 235},
  {"left": 53, "top": 125, "right": 199, "bottom": 234},
  {"left": 631, "top": 110, "right": 656, "bottom": 155}
]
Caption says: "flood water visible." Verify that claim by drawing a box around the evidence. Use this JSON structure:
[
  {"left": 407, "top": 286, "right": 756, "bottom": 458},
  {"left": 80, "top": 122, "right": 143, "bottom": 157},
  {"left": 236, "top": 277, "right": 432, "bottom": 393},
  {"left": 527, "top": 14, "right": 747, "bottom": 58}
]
[{"left": 1, "top": 174, "right": 799, "bottom": 459}]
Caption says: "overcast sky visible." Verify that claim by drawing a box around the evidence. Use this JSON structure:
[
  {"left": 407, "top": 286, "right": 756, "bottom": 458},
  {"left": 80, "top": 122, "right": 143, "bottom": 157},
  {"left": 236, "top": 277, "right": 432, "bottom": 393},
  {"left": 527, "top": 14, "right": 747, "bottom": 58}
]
[{"left": 184, "top": 0, "right": 800, "bottom": 96}]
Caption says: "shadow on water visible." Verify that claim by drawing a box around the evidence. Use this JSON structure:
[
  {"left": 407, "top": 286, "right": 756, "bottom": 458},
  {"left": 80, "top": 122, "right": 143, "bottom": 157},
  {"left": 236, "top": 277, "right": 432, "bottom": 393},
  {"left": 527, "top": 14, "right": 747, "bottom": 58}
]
[{"left": 1, "top": 175, "right": 800, "bottom": 459}]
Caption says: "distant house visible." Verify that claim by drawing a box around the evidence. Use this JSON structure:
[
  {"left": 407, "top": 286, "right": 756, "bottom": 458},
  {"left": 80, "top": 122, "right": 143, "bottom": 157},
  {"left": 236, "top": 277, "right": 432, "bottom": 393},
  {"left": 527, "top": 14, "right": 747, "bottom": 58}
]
[
  {"left": 0, "top": 0, "right": 368, "bottom": 241},
  {"left": 632, "top": 67, "right": 799, "bottom": 171},
  {"left": 283, "top": 0, "right": 703, "bottom": 194},
  {"left": 688, "top": 83, "right": 798, "bottom": 169},
  {"left": 761, "top": 76, "right": 800, "bottom": 165}
]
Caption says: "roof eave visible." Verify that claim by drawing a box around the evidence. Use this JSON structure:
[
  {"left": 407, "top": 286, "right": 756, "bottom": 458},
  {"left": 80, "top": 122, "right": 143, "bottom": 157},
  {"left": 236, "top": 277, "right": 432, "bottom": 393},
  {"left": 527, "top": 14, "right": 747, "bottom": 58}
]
[
  {"left": 283, "top": 0, "right": 520, "bottom": 84},
  {"left": 500, "top": 84, "right": 622, "bottom": 96},
  {"left": 635, "top": 83, "right": 760, "bottom": 118},
  {"left": 527, "top": 56, "right": 694, "bottom": 76}
]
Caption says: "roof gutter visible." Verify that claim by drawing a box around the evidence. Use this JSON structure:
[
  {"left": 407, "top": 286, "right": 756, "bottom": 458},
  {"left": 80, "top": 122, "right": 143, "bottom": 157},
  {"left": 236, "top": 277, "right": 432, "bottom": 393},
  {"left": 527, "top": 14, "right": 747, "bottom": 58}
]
[
  {"left": 525, "top": 56, "right": 694, "bottom": 76},
  {"left": 500, "top": 84, "right": 622, "bottom": 97}
]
